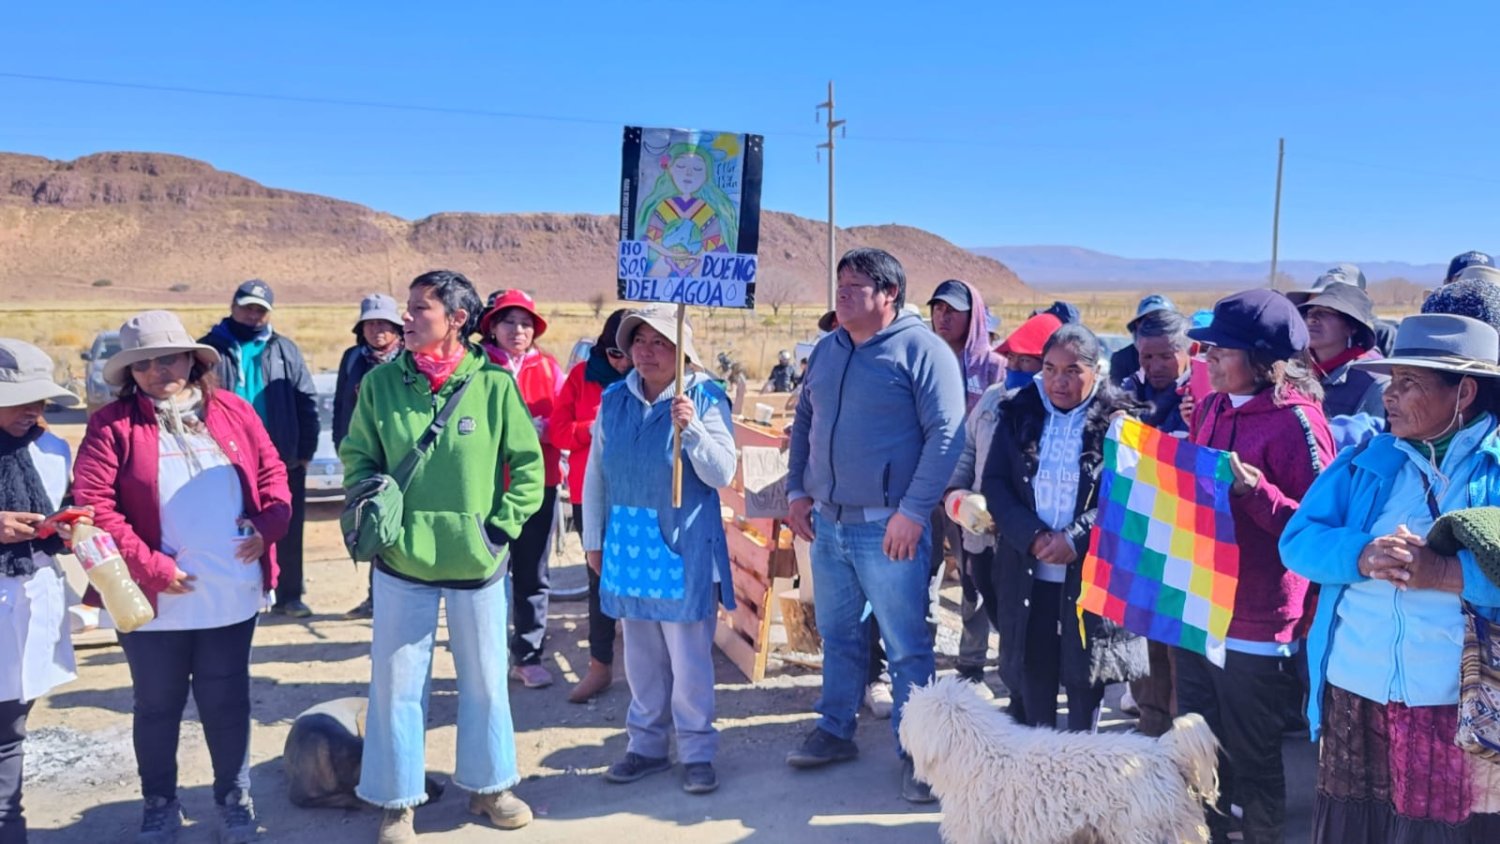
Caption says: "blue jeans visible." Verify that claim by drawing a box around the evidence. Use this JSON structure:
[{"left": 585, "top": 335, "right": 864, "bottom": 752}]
[
  {"left": 811, "top": 511, "right": 934, "bottom": 751},
  {"left": 358, "top": 569, "right": 519, "bottom": 808}
]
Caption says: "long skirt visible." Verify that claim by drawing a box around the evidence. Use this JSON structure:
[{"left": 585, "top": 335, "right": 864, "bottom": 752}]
[{"left": 1315, "top": 684, "right": 1500, "bottom": 843}]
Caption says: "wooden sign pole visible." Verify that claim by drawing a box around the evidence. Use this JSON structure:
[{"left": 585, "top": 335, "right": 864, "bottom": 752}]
[{"left": 672, "top": 302, "right": 686, "bottom": 508}]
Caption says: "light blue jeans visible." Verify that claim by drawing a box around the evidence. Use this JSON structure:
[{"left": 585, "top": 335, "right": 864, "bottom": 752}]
[
  {"left": 811, "top": 511, "right": 934, "bottom": 751},
  {"left": 357, "top": 569, "right": 519, "bottom": 809}
]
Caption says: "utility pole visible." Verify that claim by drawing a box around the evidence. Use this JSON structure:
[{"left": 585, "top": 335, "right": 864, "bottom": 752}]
[
  {"left": 1270, "top": 137, "right": 1285, "bottom": 288},
  {"left": 816, "top": 81, "right": 846, "bottom": 312}
]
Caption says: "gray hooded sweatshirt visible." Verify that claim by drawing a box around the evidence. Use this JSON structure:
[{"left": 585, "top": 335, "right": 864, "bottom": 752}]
[{"left": 788, "top": 311, "right": 965, "bottom": 523}]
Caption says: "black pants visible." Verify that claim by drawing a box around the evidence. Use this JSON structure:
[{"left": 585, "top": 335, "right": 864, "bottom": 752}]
[
  {"left": 574, "top": 504, "right": 617, "bottom": 665},
  {"left": 274, "top": 465, "right": 307, "bottom": 605},
  {"left": 119, "top": 616, "right": 258, "bottom": 804},
  {"left": 510, "top": 486, "right": 557, "bottom": 666},
  {"left": 1018, "top": 579, "right": 1104, "bottom": 732},
  {"left": 1176, "top": 647, "right": 1300, "bottom": 844},
  {"left": 0, "top": 700, "right": 31, "bottom": 844}
]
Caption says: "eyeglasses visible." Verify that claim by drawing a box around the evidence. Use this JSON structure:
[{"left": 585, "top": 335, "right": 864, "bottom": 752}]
[
  {"left": 129, "top": 352, "right": 190, "bottom": 372},
  {"left": 606, "top": 348, "right": 627, "bottom": 360}
]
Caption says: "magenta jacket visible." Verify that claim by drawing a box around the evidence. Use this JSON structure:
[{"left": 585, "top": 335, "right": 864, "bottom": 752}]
[
  {"left": 1191, "top": 386, "right": 1333, "bottom": 644},
  {"left": 73, "top": 390, "right": 292, "bottom": 610}
]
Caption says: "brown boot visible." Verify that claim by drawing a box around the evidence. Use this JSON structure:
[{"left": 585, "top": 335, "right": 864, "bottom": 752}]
[
  {"left": 377, "top": 808, "right": 416, "bottom": 844},
  {"left": 468, "top": 790, "right": 532, "bottom": 830},
  {"left": 568, "top": 658, "right": 613, "bottom": 703}
]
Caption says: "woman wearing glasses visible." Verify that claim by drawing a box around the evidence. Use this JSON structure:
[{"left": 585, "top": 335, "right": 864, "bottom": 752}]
[
  {"left": 549, "top": 309, "right": 633, "bottom": 702},
  {"left": 74, "top": 310, "right": 291, "bottom": 844}
]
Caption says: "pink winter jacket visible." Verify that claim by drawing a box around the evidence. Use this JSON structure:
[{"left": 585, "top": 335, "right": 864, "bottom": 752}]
[{"left": 72, "top": 390, "right": 292, "bottom": 610}]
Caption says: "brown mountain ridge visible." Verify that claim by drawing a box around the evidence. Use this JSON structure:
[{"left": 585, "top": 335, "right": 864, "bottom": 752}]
[{"left": 0, "top": 151, "right": 1029, "bottom": 306}]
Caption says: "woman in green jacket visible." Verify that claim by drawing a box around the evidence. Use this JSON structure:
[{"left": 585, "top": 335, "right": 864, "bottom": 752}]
[{"left": 339, "top": 270, "right": 544, "bottom": 844}]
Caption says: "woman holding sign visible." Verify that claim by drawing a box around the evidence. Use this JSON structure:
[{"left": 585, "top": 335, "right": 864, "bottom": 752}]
[
  {"left": 981, "top": 323, "right": 1148, "bottom": 733},
  {"left": 1282, "top": 313, "right": 1500, "bottom": 842},
  {"left": 581, "top": 304, "right": 738, "bottom": 795}
]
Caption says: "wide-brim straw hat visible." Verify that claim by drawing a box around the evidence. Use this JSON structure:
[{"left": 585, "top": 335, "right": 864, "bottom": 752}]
[
  {"left": 616, "top": 304, "right": 703, "bottom": 368},
  {"left": 104, "top": 310, "right": 221, "bottom": 386},
  {"left": 0, "top": 338, "right": 80, "bottom": 408},
  {"left": 1351, "top": 314, "right": 1500, "bottom": 378}
]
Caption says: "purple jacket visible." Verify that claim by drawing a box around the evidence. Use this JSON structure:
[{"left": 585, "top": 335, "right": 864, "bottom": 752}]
[
  {"left": 953, "top": 281, "right": 1005, "bottom": 413},
  {"left": 73, "top": 390, "right": 291, "bottom": 610},
  {"left": 1191, "top": 387, "right": 1333, "bottom": 643}
]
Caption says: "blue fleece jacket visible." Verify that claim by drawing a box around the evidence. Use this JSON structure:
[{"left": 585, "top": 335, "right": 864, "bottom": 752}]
[
  {"left": 1280, "top": 418, "right": 1500, "bottom": 741},
  {"left": 788, "top": 311, "right": 966, "bottom": 522}
]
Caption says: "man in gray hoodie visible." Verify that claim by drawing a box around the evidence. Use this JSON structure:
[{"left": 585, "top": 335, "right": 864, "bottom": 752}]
[{"left": 783, "top": 248, "right": 966, "bottom": 804}]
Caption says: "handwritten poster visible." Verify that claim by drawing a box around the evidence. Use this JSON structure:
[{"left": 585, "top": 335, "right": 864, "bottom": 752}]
[
  {"left": 741, "top": 446, "right": 789, "bottom": 519},
  {"left": 618, "top": 126, "right": 764, "bottom": 309}
]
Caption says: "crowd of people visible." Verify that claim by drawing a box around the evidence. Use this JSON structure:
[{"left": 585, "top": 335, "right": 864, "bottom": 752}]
[{"left": 3, "top": 248, "right": 1500, "bottom": 842}]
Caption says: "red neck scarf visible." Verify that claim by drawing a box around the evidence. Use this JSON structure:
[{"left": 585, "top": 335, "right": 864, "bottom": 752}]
[
  {"left": 1311, "top": 345, "right": 1367, "bottom": 378},
  {"left": 412, "top": 345, "right": 467, "bottom": 393}
]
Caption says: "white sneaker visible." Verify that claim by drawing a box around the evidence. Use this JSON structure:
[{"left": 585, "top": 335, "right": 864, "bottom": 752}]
[
  {"left": 1120, "top": 686, "right": 1140, "bottom": 717},
  {"left": 865, "top": 681, "right": 894, "bottom": 719}
]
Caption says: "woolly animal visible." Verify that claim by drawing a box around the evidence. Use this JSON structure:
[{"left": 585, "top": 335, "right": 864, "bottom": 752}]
[{"left": 899, "top": 676, "right": 1220, "bottom": 844}]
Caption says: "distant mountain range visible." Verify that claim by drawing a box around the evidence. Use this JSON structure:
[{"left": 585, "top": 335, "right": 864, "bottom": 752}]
[{"left": 970, "top": 245, "right": 1476, "bottom": 291}]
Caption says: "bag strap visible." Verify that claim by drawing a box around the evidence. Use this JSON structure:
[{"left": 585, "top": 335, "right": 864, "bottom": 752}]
[{"left": 392, "top": 375, "right": 475, "bottom": 490}]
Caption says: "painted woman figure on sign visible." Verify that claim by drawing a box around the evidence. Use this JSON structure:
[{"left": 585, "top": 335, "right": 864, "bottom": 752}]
[{"left": 635, "top": 142, "right": 740, "bottom": 279}]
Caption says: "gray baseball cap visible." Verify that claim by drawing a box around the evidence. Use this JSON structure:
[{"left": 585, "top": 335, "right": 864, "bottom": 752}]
[{"left": 0, "top": 339, "right": 80, "bottom": 408}]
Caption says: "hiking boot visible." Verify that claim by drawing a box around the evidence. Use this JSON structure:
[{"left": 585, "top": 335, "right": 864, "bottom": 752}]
[
  {"left": 682, "top": 762, "right": 719, "bottom": 794},
  {"left": 603, "top": 752, "right": 672, "bottom": 783},
  {"left": 137, "top": 795, "right": 184, "bottom": 844},
  {"left": 901, "top": 757, "right": 937, "bottom": 804},
  {"left": 271, "top": 599, "right": 313, "bottom": 619},
  {"left": 509, "top": 663, "right": 554, "bottom": 689},
  {"left": 864, "top": 681, "right": 894, "bottom": 719},
  {"left": 345, "top": 597, "right": 374, "bottom": 619},
  {"left": 467, "top": 790, "right": 532, "bottom": 830},
  {"left": 568, "top": 658, "right": 613, "bottom": 703},
  {"left": 216, "top": 789, "right": 258, "bottom": 843},
  {"left": 377, "top": 807, "right": 416, "bottom": 844},
  {"left": 785, "top": 728, "right": 858, "bottom": 769}
]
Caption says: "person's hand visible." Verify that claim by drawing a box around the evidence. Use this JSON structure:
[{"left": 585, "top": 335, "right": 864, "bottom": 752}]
[
  {"left": 787, "top": 498, "right": 816, "bottom": 542},
  {"left": 1228, "top": 452, "right": 1263, "bottom": 496},
  {"left": 671, "top": 395, "right": 696, "bottom": 432},
  {"left": 235, "top": 519, "right": 264, "bottom": 563},
  {"left": 586, "top": 550, "right": 602, "bottom": 576},
  {"left": 1036, "top": 531, "right": 1079, "bottom": 565},
  {"left": 1029, "top": 531, "right": 1052, "bottom": 560},
  {"left": 883, "top": 512, "right": 925, "bottom": 561},
  {"left": 163, "top": 567, "right": 196, "bottom": 595},
  {"left": 0, "top": 512, "right": 43, "bottom": 544},
  {"left": 56, "top": 508, "right": 94, "bottom": 543},
  {"left": 945, "top": 490, "right": 995, "bottom": 535},
  {"left": 1358, "top": 534, "right": 1417, "bottom": 582},
  {"left": 1178, "top": 389, "right": 1195, "bottom": 428},
  {"left": 1389, "top": 524, "right": 1459, "bottom": 592},
  {"left": 779, "top": 423, "right": 793, "bottom": 453}
]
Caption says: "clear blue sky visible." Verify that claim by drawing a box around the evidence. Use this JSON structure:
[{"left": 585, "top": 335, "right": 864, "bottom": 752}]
[{"left": 4, "top": 1, "right": 1496, "bottom": 263}]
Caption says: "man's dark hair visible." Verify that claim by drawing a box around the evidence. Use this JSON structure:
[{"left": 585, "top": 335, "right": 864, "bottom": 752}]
[
  {"left": 836, "top": 248, "right": 907, "bottom": 311},
  {"left": 410, "top": 270, "right": 483, "bottom": 338},
  {"left": 1131, "top": 308, "right": 1192, "bottom": 350}
]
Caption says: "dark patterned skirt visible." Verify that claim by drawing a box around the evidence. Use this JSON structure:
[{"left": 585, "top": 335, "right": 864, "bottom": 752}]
[{"left": 1315, "top": 685, "right": 1500, "bottom": 843}]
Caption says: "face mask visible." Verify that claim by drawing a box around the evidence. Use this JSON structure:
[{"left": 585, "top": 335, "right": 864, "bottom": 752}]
[{"left": 1004, "top": 369, "right": 1034, "bottom": 390}]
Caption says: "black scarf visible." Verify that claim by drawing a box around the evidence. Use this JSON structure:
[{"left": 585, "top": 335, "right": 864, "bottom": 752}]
[
  {"left": 584, "top": 346, "right": 627, "bottom": 387},
  {"left": 0, "top": 426, "right": 61, "bottom": 577}
]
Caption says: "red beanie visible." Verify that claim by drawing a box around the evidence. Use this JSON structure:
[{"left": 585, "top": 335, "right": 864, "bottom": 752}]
[{"left": 997, "top": 313, "right": 1062, "bottom": 357}]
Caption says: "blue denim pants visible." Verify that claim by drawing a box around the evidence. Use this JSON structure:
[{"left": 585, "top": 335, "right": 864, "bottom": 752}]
[
  {"left": 811, "top": 511, "right": 934, "bottom": 751},
  {"left": 358, "top": 569, "right": 519, "bottom": 808}
]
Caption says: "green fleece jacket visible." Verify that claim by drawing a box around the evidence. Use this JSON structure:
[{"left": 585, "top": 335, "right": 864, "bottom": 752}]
[{"left": 340, "top": 347, "right": 544, "bottom": 582}]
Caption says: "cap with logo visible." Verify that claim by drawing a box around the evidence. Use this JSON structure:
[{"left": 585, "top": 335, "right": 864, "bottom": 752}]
[{"left": 234, "top": 279, "right": 275, "bottom": 311}]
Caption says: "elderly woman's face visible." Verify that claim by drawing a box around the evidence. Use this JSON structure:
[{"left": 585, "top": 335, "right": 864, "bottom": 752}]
[
  {"left": 1205, "top": 346, "right": 1257, "bottom": 395},
  {"left": 130, "top": 352, "right": 193, "bottom": 401},
  {"left": 1384, "top": 365, "right": 1473, "bottom": 440}
]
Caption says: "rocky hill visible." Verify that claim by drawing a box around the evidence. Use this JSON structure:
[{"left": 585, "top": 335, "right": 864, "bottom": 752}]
[{"left": 0, "top": 151, "right": 1029, "bottom": 306}]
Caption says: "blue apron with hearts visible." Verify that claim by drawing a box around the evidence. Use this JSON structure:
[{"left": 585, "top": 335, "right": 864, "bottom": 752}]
[{"left": 597, "top": 378, "right": 735, "bottom": 623}]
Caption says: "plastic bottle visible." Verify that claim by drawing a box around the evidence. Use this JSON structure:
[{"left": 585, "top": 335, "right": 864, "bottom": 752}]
[{"left": 69, "top": 523, "right": 155, "bottom": 633}]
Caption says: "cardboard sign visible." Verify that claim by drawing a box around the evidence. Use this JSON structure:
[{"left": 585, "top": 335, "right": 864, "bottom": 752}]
[
  {"left": 741, "top": 445, "right": 789, "bottom": 519},
  {"left": 618, "top": 126, "right": 764, "bottom": 309}
]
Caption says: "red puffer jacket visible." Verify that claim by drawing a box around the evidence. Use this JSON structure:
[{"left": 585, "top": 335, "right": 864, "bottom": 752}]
[
  {"left": 549, "top": 361, "right": 604, "bottom": 501},
  {"left": 485, "top": 345, "right": 565, "bottom": 487},
  {"left": 72, "top": 390, "right": 292, "bottom": 610}
]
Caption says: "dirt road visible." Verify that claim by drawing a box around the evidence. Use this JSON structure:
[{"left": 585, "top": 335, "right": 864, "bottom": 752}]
[{"left": 22, "top": 410, "right": 1316, "bottom": 842}]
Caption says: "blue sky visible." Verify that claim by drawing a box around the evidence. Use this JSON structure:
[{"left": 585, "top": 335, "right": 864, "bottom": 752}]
[{"left": 3, "top": 1, "right": 1496, "bottom": 262}]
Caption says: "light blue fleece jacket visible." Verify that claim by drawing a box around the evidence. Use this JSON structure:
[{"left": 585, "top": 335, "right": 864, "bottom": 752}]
[
  {"left": 1033, "top": 373, "right": 1096, "bottom": 582},
  {"left": 788, "top": 312, "right": 966, "bottom": 523},
  {"left": 1280, "top": 414, "right": 1500, "bottom": 741}
]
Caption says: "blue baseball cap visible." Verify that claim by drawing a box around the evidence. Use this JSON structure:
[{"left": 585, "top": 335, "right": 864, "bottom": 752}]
[
  {"left": 1126, "top": 294, "right": 1177, "bottom": 332},
  {"left": 1447, "top": 251, "right": 1494, "bottom": 283}
]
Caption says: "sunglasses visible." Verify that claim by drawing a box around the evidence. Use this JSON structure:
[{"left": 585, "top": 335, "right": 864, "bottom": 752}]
[
  {"left": 606, "top": 348, "right": 627, "bottom": 361},
  {"left": 129, "top": 352, "right": 191, "bottom": 373}
]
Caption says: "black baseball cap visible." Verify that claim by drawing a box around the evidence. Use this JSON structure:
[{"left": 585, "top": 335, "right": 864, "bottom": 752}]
[
  {"left": 1447, "top": 251, "right": 1494, "bottom": 283},
  {"left": 233, "top": 279, "right": 275, "bottom": 311},
  {"left": 927, "top": 279, "right": 972, "bottom": 311},
  {"left": 1189, "top": 289, "right": 1309, "bottom": 360}
]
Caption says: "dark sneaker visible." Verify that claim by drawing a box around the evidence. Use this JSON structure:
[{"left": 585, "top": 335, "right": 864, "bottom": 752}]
[
  {"left": 272, "top": 599, "right": 313, "bottom": 619},
  {"left": 345, "top": 597, "right": 374, "bottom": 619},
  {"left": 137, "top": 795, "right": 184, "bottom": 843},
  {"left": 603, "top": 752, "right": 672, "bottom": 783},
  {"left": 785, "top": 728, "right": 858, "bottom": 769},
  {"left": 901, "top": 757, "right": 937, "bottom": 804},
  {"left": 217, "top": 789, "right": 258, "bottom": 843},
  {"left": 682, "top": 762, "right": 719, "bottom": 794}
]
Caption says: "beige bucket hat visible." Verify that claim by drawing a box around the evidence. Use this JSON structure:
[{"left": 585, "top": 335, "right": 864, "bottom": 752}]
[
  {"left": 0, "top": 339, "right": 80, "bottom": 408},
  {"left": 616, "top": 304, "right": 704, "bottom": 368},
  {"left": 104, "top": 310, "right": 221, "bottom": 386}
]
